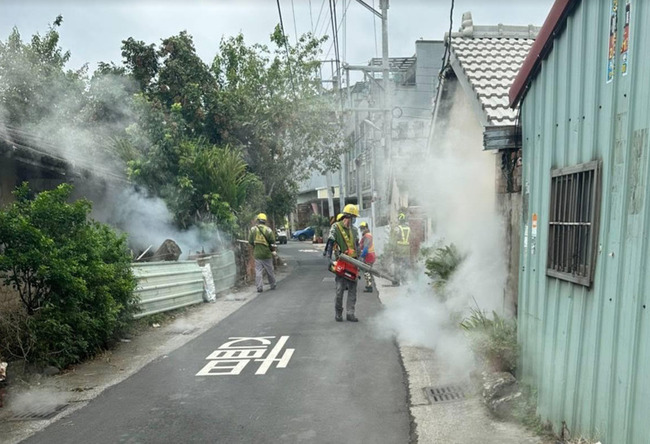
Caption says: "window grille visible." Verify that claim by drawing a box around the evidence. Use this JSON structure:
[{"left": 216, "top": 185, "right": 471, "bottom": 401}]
[{"left": 547, "top": 160, "right": 602, "bottom": 287}]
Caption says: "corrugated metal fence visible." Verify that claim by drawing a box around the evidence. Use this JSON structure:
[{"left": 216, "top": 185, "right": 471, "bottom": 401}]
[{"left": 132, "top": 249, "right": 236, "bottom": 319}]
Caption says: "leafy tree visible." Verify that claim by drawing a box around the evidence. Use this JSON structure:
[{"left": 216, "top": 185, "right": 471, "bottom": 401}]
[
  {"left": 172, "top": 139, "right": 263, "bottom": 230},
  {"left": 157, "top": 31, "right": 217, "bottom": 135},
  {"left": 0, "top": 183, "right": 138, "bottom": 367},
  {"left": 0, "top": 16, "right": 87, "bottom": 130},
  {"left": 113, "top": 27, "right": 344, "bottom": 234},
  {"left": 121, "top": 37, "right": 159, "bottom": 93},
  {"left": 211, "top": 28, "right": 346, "bottom": 220}
]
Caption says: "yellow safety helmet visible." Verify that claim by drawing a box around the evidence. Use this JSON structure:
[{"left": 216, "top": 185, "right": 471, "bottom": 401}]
[
  {"left": 257, "top": 213, "right": 268, "bottom": 223},
  {"left": 343, "top": 204, "right": 359, "bottom": 217},
  {"left": 359, "top": 221, "right": 369, "bottom": 229},
  {"left": 336, "top": 213, "right": 344, "bottom": 221},
  {"left": 398, "top": 212, "right": 406, "bottom": 221}
]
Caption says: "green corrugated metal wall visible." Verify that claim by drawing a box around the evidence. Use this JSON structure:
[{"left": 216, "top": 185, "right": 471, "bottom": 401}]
[{"left": 518, "top": 1, "right": 650, "bottom": 443}]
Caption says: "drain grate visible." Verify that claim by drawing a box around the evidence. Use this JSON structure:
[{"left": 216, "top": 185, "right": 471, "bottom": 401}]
[
  {"left": 425, "top": 385, "right": 466, "bottom": 403},
  {"left": 8, "top": 403, "right": 68, "bottom": 421}
]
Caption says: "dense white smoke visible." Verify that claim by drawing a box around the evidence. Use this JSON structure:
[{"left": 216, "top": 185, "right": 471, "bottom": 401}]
[
  {"left": 0, "top": 57, "right": 228, "bottom": 258},
  {"left": 98, "top": 186, "right": 227, "bottom": 259},
  {"left": 373, "top": 107, "right": 508, "bottom": 379}
]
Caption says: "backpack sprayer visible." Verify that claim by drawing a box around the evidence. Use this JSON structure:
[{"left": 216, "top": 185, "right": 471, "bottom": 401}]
[{"left": 329, "top": 254, "right": 400, "bottom": 286}]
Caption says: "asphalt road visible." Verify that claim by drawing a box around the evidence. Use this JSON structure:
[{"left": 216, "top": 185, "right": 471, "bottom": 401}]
[{"left": 22, "top": 241, "right": 411, "bottom": 444}]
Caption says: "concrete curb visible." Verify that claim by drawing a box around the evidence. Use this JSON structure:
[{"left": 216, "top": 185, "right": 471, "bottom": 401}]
[{"left": 374, "top": 279, "right": 550, "bottom": 444}]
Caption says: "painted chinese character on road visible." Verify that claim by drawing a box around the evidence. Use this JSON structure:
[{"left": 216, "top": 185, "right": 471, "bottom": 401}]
[{"left": 196, "top": 336, "right": 295, "bottom": 376}]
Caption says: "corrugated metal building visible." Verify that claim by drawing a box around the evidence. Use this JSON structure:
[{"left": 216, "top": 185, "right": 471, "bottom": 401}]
[{"left": 510, "top": 0, "right": 649, "bottom": 442}]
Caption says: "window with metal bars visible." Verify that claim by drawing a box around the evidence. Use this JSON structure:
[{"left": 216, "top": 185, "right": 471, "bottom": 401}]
[{"left": 547, "top": 160, "right": 602, "bottom": 287}]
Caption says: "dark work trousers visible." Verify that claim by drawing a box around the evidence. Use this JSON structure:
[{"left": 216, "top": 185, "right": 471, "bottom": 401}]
[
  {"left": 335, "top": 275, "right": 358, "bottom": 315},
  {"left": 255, "top": 258, "right": 276, "bottom": 291}
]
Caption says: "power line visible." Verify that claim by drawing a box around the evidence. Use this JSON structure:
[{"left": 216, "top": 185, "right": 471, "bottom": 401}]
[
  {"left": 316, "top": 1, "right": 334, "bottom": 43},
  {"left": 328, "top": 0, "right": 341, "bottom": 86},
  {"left": 324, "top": 0, "right": 352, "bottom": 65},
  {"left": 309, "top": 0, "right": 315, "bottom": 33},
  {"left": 372, "top": 0, "right": 378, "bottom": 57},
  {"left": 427, "top": 0, "right": 455, "bottom": 154},
  {"left": 313, "top": 0, "right": 328, "bottom": 38},
  {"left": 439, "top": 0, "right": 455, "bottom": 82},
  {"left": 276, "top": 0, "right": 298, "bottom": 97},
  {"left": 342, "top": 0, "right": 347, "bottom": 63},
  {"left": 290, "top": 0, "right": 299, "bottom": 44}
]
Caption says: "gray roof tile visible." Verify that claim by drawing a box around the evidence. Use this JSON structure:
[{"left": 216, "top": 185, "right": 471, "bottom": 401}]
[{"left": 450, "top": 33, "right": 537, "bottom": 125}]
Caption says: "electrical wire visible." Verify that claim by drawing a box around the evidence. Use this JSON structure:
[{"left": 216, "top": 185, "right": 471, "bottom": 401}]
[
  {"left": 372, "top": 0, "right": 378, "bottom": 57},
  {"left": 438, "top": 0, "right": 455, "bottom": 81},
  {"left": 314, "top": 0, "right": 330, "bottom": 40},
  {"left": 324, "top": 0, "right": 352, "bottom": 58},
  {"left": 328, "top": 0, "right": 341, "bottom": 85},
  {"left": 276, "top": 0, "right": 298, "bottom": 97},
  {"left": 426, "top": 0, "right": 455, "bottom": 154},
  {"left": 290, "top": 0, "right": 299, "bottom": 45},
  {"left": 309, "top": 0, "right": 315, "bottom": 33},
  {"left": 342, "top": 0, "right": 347, "bottom": 63}
]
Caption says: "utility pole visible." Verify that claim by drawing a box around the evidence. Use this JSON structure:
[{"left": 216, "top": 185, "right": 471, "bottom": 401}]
[
  {"left": 325, "top": 171, "right": 335, "bottom": 218},
  {"left": 349, "top": 0, "right": 390, "bottom": 228},
  {"left": 381, "top": 0, "right": 391, "bottom": 227}
]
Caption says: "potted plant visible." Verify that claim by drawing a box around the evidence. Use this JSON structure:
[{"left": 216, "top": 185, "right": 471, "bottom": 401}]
[{"left": 309, "top": 214, "right": 329, "bottom": 243}]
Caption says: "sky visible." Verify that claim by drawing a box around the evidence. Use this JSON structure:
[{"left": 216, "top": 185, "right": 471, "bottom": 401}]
[{"left": 1, "top": 0, "right": 554, "bottom": 81}]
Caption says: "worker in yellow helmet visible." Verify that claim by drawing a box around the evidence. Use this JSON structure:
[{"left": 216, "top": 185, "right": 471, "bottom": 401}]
[
  {"left": 391, "top": 210, "right": 411, "bottom": 276},
  {"left": 359, "top": 221, "right": 376, "bottom": 292},
  {"left": 323, "top": 213, "right": 344, "bottom": 257},
  {"left": 248, "top": 213, "right": 277, "bottom": 293},
  {"left": 327, "top": 204, "right": 361, "bottom": 322}
]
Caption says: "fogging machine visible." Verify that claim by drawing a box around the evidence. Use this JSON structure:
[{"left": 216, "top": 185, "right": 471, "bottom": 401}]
[{"left": 330, "top": 254, "right": 400, "bottom": 286}]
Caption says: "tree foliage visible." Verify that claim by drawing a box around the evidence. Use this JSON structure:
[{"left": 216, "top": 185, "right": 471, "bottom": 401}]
[
  {"left": 0, "top": 16, "right": 84, "bottom": 129},
  {"left": 114, "top": 25, "right": 345, "bottom": 232},
  {"left": 0, "top": 184, "right": 138, "bottom": 367},
  {"left": 1, "top": 16, "right": 345, "bottom": 234},
  {"left": 211, "top": 28, "right": 345, "bottom": 222}
]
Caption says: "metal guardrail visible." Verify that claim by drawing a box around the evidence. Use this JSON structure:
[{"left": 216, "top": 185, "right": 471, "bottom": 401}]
[{"left": 132, "top": 250, "right": 237, "bottom": 319}]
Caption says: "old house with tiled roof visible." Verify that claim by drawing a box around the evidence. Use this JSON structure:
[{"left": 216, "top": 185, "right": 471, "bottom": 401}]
[{"left": 428, "top": 13, "right": 540, "bottom": 313}]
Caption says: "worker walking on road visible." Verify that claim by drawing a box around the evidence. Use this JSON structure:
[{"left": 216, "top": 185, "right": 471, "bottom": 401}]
[
  {"left": 359, "top": 221, "right": 376, "bottom": 293},
  {"left": 249, "top": 213, "right": 277, "bottom": 293},
  {"left": 392, "top": 212, "right": 411, "bottom": 277},
  {"left": 328, "top": 204, "right": 360, "bottom": 322}
]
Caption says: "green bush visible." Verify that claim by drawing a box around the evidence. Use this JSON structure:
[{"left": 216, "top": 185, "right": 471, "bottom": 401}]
[
  {"left": 0, "top": 183, "right": 138, "bottom": 368},
  {"left": 424, "top": 243, "right": 464, "bottom": 288},
  {"left": 460, "top": 308, "right": 518, "bottom": 374}
]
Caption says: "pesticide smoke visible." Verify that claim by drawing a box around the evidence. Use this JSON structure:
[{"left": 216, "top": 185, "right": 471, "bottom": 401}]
[
  {"left": 94, "top": 186, "right": 226, "bottom": 259},
  {"left": 373, "top": 109, "right": 508, "bottom": 379},
  {"left": 9, "top": 389, "right": 68, "bottom": 416},
  {"left": 0, "top": 55, "right": 226, "bottom": 258}
]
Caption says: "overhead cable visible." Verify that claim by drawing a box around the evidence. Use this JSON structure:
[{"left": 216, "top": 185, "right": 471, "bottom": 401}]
[{"left": 276, "top": 0, "right": 298, "bottom": 97}]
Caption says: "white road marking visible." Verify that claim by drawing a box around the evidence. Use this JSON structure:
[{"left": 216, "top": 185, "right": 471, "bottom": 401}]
[{"left": 196, "top": 336, "right": 295, "bottom": 376}]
